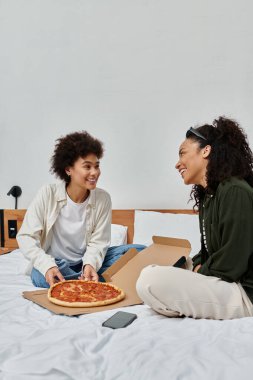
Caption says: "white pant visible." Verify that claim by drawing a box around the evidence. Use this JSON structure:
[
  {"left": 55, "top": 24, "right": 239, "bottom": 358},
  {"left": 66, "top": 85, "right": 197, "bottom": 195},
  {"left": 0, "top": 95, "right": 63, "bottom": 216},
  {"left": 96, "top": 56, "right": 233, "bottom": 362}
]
[{"left": 136, "top": 259, "right": 253, "bottom": 320}]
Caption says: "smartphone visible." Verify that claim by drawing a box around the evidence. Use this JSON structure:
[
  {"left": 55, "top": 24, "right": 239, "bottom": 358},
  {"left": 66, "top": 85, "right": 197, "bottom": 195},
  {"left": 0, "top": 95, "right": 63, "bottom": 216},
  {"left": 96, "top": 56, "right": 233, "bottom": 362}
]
[
  {"left": 102, "top": 311, "right": 137, "bottom": 329},
  {"left": 173, "top": 256, "right": 186, "bottom": 268}
]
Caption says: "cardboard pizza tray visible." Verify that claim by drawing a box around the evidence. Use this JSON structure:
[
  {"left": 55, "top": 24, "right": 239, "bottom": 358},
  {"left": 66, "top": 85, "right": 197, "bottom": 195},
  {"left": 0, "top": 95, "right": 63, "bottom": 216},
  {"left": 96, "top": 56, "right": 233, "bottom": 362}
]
[{"left": 22, "top": 236, "right": 191, "bottom": 316}]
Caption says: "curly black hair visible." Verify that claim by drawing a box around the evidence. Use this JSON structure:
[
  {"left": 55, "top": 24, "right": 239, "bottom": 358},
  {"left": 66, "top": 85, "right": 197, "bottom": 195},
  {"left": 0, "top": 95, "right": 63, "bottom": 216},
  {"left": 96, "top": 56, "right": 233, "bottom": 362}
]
[
  {"left": 186, "top": 117, "right": 253, "bottom": 209},
  {"left": 50, "top": 131, "right": 104, "bottom": 183}
]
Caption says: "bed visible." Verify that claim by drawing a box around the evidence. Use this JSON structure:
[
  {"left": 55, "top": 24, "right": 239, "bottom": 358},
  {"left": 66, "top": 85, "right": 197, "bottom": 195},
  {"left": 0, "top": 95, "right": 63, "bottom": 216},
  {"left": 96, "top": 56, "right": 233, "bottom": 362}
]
[{"left": 0, "top": 209, "right": 253, "bottom": 380}]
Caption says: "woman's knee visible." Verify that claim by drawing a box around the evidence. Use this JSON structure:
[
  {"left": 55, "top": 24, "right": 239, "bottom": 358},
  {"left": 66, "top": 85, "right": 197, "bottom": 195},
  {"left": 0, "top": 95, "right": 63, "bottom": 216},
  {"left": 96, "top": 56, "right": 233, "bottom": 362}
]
[
  {"left": 137, "top": 264, "right": 157, "bottom": 288},
  {"left": 136, "top": 265, "right": 156, "bottom": 300},
  {"left": 136, "top": 265, "right": 185, "bottom": 302},
  {"left": 136, "top": 266, "right": 182, "bottom": 316},
  {"left": 137, "top": 264, "right": 179, "bottom": 286},
  {"left": 136, "top": 265, "right": 172, "bottom": 297},
  {"left": 31, "top": 268, "right": 49, "bottom": 288}
]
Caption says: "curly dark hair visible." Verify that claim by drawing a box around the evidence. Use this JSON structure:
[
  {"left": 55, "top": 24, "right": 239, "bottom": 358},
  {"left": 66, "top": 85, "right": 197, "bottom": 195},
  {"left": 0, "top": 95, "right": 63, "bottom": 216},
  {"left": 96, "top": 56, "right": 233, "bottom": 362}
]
[
  {"left": 186, "top": 117, "right": 253, "bottom": 209},
  {"left": 50, "top": 131, "right": 104, "bottom": 183}
]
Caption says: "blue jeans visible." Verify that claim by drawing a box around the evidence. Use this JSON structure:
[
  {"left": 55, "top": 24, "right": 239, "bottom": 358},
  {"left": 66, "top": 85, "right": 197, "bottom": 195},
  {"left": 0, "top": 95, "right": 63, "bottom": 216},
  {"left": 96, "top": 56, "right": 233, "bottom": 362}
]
[{"left": 31, "top": 244, "right": 146, "bottom": 288}]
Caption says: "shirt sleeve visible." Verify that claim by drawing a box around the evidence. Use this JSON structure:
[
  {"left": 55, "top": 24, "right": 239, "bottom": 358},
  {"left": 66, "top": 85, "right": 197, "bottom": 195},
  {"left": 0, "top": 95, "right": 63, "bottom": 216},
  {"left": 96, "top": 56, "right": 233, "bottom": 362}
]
[
  {"left": 191, "top": 211, "right": 202, "bottom": 270},
  {"left": 17, "top": 186, "right": 56, "bottom": 276},
  {"left": 82, "top": 192, "right": 112, "bottom": 272},
  {"left": 198, "top": 186, "right": 253, "bottom": 282}
]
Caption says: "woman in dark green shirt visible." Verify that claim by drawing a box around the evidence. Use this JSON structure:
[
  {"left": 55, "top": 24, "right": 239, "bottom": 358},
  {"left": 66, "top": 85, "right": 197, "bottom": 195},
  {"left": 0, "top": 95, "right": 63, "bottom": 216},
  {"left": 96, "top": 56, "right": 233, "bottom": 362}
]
[{"left": 136, "top": 117, "right": 253, "bottom": 319}]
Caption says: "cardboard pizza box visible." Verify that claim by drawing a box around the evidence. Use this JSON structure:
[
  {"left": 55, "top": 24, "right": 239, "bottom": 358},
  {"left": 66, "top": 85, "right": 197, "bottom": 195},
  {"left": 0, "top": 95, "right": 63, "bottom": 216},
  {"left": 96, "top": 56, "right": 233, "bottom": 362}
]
[{"left": 22, "top": 236, "right": 191, "bottom": 316}]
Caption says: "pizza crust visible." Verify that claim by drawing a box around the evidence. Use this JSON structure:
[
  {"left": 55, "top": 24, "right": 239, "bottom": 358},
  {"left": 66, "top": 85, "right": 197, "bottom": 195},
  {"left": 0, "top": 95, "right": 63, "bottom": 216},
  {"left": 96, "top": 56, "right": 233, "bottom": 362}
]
[{"left": 48, "top": 280, "right": 125, "bottom": 308}]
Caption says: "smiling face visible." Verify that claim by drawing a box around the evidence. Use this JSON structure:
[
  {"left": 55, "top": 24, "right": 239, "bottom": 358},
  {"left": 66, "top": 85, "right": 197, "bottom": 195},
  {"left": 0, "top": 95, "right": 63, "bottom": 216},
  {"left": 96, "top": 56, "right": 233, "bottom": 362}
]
[
  {"left": 175, "top": 138, "right": 211, "bottom": 187},
  {"left": 66, "top": 154, "right": 101, "bottom": 191}
]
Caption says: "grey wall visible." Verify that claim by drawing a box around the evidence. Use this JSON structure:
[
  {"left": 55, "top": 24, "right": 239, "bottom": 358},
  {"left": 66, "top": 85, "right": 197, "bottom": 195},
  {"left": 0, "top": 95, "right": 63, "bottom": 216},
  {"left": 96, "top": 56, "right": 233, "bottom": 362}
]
[{"left": 1, "top": 0, "right": 253, "bottom": 209}]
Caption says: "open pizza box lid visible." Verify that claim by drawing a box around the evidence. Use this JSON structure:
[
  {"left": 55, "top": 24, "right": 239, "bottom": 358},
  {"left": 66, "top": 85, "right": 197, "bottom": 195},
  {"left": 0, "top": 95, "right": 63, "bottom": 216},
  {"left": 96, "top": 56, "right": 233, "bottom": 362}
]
[{"left": 23, "top": 236, "right": 191, "bottom": 316}]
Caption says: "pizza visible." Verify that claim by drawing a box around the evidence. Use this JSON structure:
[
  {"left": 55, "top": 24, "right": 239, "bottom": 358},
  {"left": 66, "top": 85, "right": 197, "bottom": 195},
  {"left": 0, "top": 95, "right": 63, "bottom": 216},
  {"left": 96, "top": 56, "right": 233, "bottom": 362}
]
[{"left": 48, "top": 280, "right": 125, "bottom": 307}]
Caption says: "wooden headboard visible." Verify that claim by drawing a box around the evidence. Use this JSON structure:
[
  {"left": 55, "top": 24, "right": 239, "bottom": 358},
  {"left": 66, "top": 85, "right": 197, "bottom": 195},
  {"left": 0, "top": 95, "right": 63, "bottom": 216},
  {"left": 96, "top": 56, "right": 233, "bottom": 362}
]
[{"left": 0, "top": 208, "right": 196, "bottom": 252}]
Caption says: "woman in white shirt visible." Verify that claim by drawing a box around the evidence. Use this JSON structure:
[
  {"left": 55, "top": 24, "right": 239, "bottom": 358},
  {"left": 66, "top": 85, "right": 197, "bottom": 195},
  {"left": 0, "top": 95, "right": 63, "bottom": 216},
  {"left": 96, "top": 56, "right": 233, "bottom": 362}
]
[{"left": 17, "top": 131, "right": 121, "bottom": 287}]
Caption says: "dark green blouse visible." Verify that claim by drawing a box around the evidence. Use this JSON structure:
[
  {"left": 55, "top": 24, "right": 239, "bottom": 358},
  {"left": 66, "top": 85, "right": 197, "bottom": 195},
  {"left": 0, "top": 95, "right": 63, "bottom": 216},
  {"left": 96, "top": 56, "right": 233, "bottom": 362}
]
[{"left": 192, "top": 177, "right": 253, "bottom": 302}]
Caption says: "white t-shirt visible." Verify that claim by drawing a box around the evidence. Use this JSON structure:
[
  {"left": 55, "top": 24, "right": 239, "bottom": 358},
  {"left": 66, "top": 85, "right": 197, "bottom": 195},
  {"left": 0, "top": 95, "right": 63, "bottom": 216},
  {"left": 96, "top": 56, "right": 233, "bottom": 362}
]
[{"left": 47, "top": 194, "right": 89, "bottom": 263}]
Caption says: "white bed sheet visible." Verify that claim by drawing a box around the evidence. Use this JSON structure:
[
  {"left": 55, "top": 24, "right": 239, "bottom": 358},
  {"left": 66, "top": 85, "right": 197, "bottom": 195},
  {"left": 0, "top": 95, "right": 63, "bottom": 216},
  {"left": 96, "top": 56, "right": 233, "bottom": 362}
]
[{"left": 1, "top": 250, "right": 253, "bottom": 380}]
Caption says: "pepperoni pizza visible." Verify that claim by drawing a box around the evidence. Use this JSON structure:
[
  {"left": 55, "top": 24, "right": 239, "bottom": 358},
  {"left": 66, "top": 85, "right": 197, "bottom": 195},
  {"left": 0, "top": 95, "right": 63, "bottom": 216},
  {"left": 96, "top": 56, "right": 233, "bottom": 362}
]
[{"left": 48, "top": 280, "right": 125, "bottom": 307}]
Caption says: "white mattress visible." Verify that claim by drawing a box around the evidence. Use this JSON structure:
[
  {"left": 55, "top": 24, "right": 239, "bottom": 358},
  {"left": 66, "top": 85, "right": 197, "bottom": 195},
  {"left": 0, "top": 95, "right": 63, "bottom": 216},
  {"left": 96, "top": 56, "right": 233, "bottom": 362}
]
[{"left": 1, "top": 250, "right": 253, "bottom": 380}]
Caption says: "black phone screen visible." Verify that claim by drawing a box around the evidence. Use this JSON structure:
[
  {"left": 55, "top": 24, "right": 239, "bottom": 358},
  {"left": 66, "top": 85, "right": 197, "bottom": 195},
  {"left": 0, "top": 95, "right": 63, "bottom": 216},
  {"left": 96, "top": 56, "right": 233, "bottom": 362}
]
[
  {"left": 102, "top": 311, "right": 137, "bottom": 329},
  {"left": 173, "top": 256, "right": 186, "bottom": 268}
]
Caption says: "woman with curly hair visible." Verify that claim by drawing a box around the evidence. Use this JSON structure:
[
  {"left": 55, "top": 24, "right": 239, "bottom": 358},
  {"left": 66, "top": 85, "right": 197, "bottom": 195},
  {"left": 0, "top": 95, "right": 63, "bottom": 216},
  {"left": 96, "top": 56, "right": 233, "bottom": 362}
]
[
  {"left": 17, "top": 131, "right": 144, "bottom": 288},
  {"left": 137, "top": 117, "right": 253, "bottom": 319}
]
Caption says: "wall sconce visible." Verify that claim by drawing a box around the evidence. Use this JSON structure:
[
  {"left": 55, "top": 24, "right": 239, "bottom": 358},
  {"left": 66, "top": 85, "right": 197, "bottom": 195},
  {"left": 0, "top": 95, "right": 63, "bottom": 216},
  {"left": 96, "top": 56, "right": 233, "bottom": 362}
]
[{"left": 7, "top": 186, "right": 22, "bottom": 209}]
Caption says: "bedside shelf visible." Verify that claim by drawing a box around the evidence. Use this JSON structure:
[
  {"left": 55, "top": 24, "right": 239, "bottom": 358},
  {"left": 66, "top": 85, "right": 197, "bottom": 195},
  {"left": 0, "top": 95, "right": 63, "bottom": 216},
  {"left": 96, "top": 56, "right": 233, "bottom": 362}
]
[{"left": 0, "top": 247, "right": 15, "bottom": 255}]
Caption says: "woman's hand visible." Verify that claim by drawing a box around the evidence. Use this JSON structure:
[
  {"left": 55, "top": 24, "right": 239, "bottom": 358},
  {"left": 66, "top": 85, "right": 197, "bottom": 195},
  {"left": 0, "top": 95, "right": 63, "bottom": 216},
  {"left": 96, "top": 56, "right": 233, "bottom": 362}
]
[
  {"left": 193, "top": 264, "right": 201, "bottom": 273},
  {"left": 80, "top": 264, "right": 99, "bottom": 282},
  {"left": 45, "top": 266, "right": 65, "bottom": 287}
]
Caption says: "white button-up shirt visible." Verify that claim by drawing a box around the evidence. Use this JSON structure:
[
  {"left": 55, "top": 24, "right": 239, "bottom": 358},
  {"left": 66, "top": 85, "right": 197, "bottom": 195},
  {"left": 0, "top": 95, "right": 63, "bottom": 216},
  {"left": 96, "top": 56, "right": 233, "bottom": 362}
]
[{"left": 17, "top": 182, "right": 111, "bottom": 276}]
